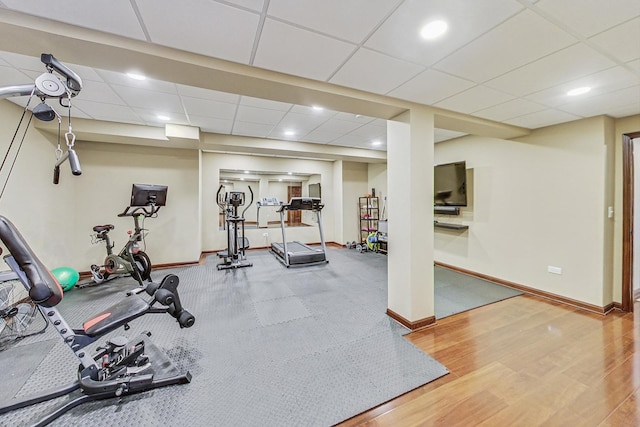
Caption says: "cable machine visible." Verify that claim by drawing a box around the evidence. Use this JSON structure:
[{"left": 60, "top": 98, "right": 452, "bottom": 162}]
[{"left": 270, "top": 197, "right": 328, "bottom": 267}]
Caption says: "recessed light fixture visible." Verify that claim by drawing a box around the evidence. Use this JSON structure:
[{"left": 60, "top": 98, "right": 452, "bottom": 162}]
[
  {"left": 372, "top": 140, "right": 383, "bottom": 146},
  {"left": 244, "top": 170, "right": 250, "bottom": 174},
  {"left": 127, "top": 72, "right": 147, "bottom": 81},
  {"left": 312, "top": 105, "right": 324, "bottom": 111},
  {"left": 240, "top": 177, "right": 245, "bottom": 181},
  {"left": 157, "top": 114, "right": 171, "bottom": 121},
  {"left": 567, "top": 86, "right": 591, "bottom": 96},
  {"left": 284, "top": 130, "right": 295, "bottom": 136},
  {"left": 355, "top": 114, "right": 363, "bottom": 119},
  {"left": 279, "top": 179, "right": 283, "bottom": 182},
  {"left": 420, "top": 20, "right": 448, "bottom": 40},
  {"left": 288, "top": 172, "right": 293, "bottom": 175}
]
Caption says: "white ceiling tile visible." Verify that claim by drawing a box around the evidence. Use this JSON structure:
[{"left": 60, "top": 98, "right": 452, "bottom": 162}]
[
  {"left": 253, "top": 18, "right": 357, "bottom": 81},
  {"left": 525, "top": 66, "right": 639, "bottom": 107},
  {"left": 0, "top": 52, "right": 54, "bottom": 73},
  {"left": 328, "top": 134, "right": 369, "bottom": 147},
  {"left": 232, "top": 121, "right": 273, "bottom": 137},
  {"left": 268, "top": 127, "right": 309, "bottom": 140},
  {"left": 1, "top": 0, "right": 147, "bottom": 40},
  {"left": 435, "top": 85, "right": 514, "bottom": 114},
  {"left": 504, "top": 109, "right": 582, "bottom": 128},
  {"left": 134, "top": 109, "right": 190, "bottom": 127},
  {"left": 111, "top": 85, "right": 184, "bottom": 113},
  {"left": 589, "top": 17, "right": 640, "bottom": 63},
  {"left": 189, "top": 115, "right": 233, "bottom": 134},
  {"left": 330, "top": 48, "right": 423, "bottom": 94},
  {"left": 224, "top": 0, "right": 264, "bottom": 12},
  {"left": 474, "top": 99, "right": 546, "bottom": 121},
  {"left": 177, "top": 85, "right": 240, "bottom": 104},
  {"left": 557, "top": 85, "right": 640, "bottom": 118},
  {"left": 485, "top": 43, "right": 616, "bottom": 96},
  {"left": 349, "top": 122, "right": 387, "bottom": 140},
  {"left": 182, "top": 96, "right": 237, "bottom": 120},
  {"left": 239, "top": 96, "right": 292, "bottom": 111},
  {"left": 365, "top": 0, "right": 523, "bottom": 66},
  {"left": 333, "top": 112, "right": 376, "bottom": 124},
  {"left": 0, "top": 65, "right": 35, "bottom": 87},
  {"left": 267, "top": 0, "right": 401, "bottom": 43},
  {"left": 75, "top": 81, "right": 126, "bottom": 105},
  {"left": 313, "top": 118, "right": 365, "bottom": 134},
  {"left": 277, "top": 112, "right": 331, "bottom": 131},
  {"left": 235, "top": 105, "right": 287, "bottom": 125},
  {"left": 628, "top": 59, "right": 640, "bottom": 73},
  {"left": 300, "top": 130, "right": 341, "bottom": 143},
  {"left": 387, "top": 69, "right": 475, "bottom": 104},
  {"left": 71, "top": 99, "right": 145, "bottom": 124},
  {"left": 434, "top": 10, "right": 576, "bottom": 83},
  {"left": 604, "top": 102, "right": 640, "bottom": 118},
  {"left": 535, "top": 0, "right": 640, "bottom": 37},
  {"left": 136, "top": 0, "right": 259, "bottom": 64},
  {"left": 96, "top": 70, "right": 177, "bottom": 93}
]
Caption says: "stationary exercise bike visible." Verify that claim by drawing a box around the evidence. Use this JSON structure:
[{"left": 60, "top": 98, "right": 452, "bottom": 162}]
[
  {"left": 87, "top": 184, "right": 167, "bottom": 288},
  {"left": 216, "top": 184, "right": 253, "bottom": 270}
]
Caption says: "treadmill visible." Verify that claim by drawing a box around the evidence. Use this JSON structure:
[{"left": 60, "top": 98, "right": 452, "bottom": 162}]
[{"left": 270, "top": 197, "right": 329, "bottom": 267}]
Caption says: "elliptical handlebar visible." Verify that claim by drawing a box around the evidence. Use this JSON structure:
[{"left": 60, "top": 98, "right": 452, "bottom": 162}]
[{"left": 241, "top": 186, "right": 254, "bottom": 218}]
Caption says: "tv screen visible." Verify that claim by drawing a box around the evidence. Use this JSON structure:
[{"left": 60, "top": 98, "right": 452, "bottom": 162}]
[
  {"left": 434, "top": 161, "right": 467, "bottom": 206},
  {"left": 131, "top": 184, "right": 168, "bottom": 207},
  {"left": 309, "top": 183, "right": 321, "bottom": 198}
]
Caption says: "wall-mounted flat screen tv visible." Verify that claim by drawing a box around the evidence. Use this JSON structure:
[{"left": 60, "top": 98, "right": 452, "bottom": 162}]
[
  {"left": 434, "top": 161, "right": 467, "bottom": 206},
  {"left": 309, "top": 183, "right": 321, "bottom": 198}
]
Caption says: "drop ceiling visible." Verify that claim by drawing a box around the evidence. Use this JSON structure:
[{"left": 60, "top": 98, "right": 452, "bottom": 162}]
[{"left": 0, "top": 0, "right": 637, "bottom": 152}]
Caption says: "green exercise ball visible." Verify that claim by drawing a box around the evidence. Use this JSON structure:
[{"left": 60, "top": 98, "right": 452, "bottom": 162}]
[{"left": 51, "top": 267, "right": 80, "bottom": 292}]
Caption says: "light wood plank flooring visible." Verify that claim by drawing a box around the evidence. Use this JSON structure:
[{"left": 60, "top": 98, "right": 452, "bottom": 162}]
[{"left": 339, "top": 294, "right": 639, "bottom": 426}]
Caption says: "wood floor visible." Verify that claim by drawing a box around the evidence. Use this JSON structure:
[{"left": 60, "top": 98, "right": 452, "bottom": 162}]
[{"left": 338, "top": 294, "right": 640, "bottom": 426}]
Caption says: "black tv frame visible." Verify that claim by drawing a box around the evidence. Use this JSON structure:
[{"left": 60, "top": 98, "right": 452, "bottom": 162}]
[
  {"left": 130, "top": 184, "right": 168, "bottom": 207},
  {"left": 434, "top": 161, "right": 467, "bottom": 207}
]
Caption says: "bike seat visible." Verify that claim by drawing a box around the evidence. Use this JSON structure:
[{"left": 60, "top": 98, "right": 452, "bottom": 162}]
[{"left": 93, "top": 224, "right": 115, "bottom": 233}]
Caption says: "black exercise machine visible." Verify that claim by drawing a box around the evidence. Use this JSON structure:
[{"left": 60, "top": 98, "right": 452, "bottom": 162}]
[
  {"left": 0, "top": 216, "right": 195, "bottom": 425},
  {"left": 270, "top": 197, "right": 328, "bottom": 267},
  {"left": 216, "top": 184, "right": 253, "bottom": 270}
]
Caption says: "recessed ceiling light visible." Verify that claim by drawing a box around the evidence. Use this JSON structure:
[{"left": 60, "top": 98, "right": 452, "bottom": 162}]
[
  {"left": 420, "top": 20, "right": 448, "bottom": 40},
  {"left": 288, "top": 172, "right": 292, "bottom": 175},
  {"left": 567, "top": 86, "right": 591, "bottom": 96},
  {"left": 240, "top": 177, "right": 245, "bottom": 181},
  {"left": 372, "top": 140, "right": 383, "bottom": 146},
  {"left": 279, "top": 179, "right": 283, "bottom": 182},
  {"left": 157, "top": 114, "right": 171, "bottom": 121},
  {"left": 244, "top": 170, "right": 250, "bottom": 174},
  {"left": 312, "top": 105, "right": 324, "bottom": 111},
  {"left": 127, "top": 72, "right": 147, "bottom": 81},
  {"left": 284, "top": 130, "right": 295, "bottom": 136}
]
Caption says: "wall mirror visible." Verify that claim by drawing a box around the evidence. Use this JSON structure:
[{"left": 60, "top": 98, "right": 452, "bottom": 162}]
[{"left": 218, "top": 169, "right": 322, "bottom": 230}]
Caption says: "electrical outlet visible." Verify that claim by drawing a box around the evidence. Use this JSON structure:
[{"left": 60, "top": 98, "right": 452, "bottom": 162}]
[{"left": 547, "top": 265, "right": 562, "bottom": 275}]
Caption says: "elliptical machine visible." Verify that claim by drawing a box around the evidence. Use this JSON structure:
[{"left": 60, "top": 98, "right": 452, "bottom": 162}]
[{"left": 216, "top": 184, "right": 253, "bottom": 270}]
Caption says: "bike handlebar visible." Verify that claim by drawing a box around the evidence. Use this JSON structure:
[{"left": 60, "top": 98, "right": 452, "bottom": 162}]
[{"left": 118, "top": 205, "right": 161, "bottom": 218}]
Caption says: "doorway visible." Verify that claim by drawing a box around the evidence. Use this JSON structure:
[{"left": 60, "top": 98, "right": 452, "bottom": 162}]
[
  {"left": 287, "top": 185, "right": 301, "bottom": 225},
  {"left": 622, "top": 131, "right": 640, "bottom": 311}
]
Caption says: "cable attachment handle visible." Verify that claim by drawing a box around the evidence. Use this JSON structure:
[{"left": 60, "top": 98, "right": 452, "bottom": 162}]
[
  {"left": 53, "top": 127, "right": 82, "bottom": 184},
  {"left": 65, "top": 127, "right": 76, "bottom": 148}
]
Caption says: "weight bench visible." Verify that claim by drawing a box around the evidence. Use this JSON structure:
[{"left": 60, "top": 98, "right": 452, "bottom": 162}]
[{"left": 0, "top": 215, "right": 195, "bottom": 425}]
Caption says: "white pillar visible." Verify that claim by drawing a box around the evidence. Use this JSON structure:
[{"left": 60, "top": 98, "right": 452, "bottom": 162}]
[{"left": 386, "top": 107, "right": 435, "bottom": 329}]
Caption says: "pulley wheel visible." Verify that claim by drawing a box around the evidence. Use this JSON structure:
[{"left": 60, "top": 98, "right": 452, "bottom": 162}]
[{"left": 35, "top": 72, "right": 66, "bottom": 97}]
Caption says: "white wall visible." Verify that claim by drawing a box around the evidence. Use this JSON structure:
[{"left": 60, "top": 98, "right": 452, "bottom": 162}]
[
  {"left": 368, "top": 163, "right": 387, "bottom": 220},
  {"left": 434, "top": 117, "right": 611, "bottom": 307},
  {"left": 341, "top": 162, "right": 368, "bottom": 244}
]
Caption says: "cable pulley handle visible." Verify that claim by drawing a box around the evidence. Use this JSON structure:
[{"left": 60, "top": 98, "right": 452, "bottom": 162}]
[
  {"left": 65, "top": 130, "right": 76, "bottom": 148},
  {"left": 242, "top": 185, "right": 254, "bottom": 218}
]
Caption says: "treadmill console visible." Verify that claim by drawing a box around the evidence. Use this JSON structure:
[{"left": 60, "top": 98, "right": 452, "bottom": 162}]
[{"left": 287, "top": 197, "right": 323, "bottom": 211}]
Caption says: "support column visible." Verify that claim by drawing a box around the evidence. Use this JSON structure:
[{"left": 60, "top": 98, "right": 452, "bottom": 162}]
[{"left": 386, "top": 107, "right": 435, "bottom": 329}]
